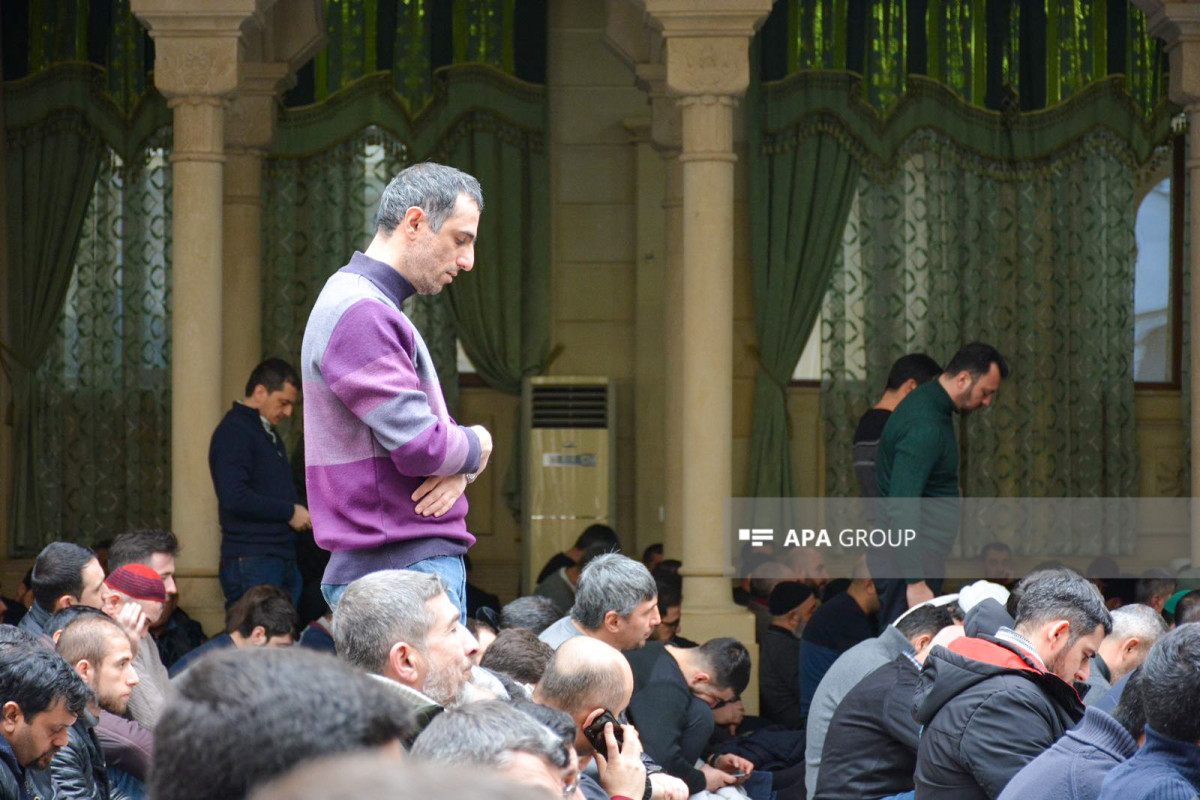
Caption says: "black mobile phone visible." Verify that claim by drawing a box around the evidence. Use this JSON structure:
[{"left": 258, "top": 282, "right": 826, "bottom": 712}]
[{"left": 583, "top": 710, "right": 625, "bottom": 760}]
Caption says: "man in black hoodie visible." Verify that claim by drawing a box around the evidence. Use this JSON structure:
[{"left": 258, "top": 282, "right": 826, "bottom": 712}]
[{"left": 912, "top": 569, "right": 1111, "bottom": 800}]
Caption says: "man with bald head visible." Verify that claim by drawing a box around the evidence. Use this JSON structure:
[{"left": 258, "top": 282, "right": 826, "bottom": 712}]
[{"left": 534, "top": 636, "right": 687, "bottom": 800}]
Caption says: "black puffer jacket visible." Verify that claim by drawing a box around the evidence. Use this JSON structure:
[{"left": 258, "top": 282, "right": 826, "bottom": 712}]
[{"left": 912, "top": 635, "right": 1084, "bottom": 800}]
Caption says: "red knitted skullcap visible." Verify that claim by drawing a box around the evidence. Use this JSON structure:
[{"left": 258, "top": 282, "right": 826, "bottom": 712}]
[{"left": 105, "top": 564, "right": 167, "bottom": 603}]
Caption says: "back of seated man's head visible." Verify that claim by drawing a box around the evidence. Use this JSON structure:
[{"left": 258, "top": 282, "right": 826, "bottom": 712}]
[
  {"left": 574, "top": 524, "right": 619, "bottom": 554},
  {"left": 225, "top": 585, "right": 297, "bottom": 647},
  {"left": 31, "top": 542, "right": 104, "bottom": 614},
  {"left": 45, "top": 606, "right": 108, "bottom": 645},
  {"left": 0, "top": 639, "right": 91, "bottom": 770},
  {"left": 1014, "top": 569, "right": 1113, "bottom": 685},
  {"left": 1174, "top": 591, "right": 1200, "bottom": 626},
  {"left": 1102, "top": 604, "right": 1169, "bottom": 683},
  {"left": 248, "top": 754, "right": 536, "bottom": 800},
  {"left": 571, "top": 554, "right": 660, "bottom": 650},
  {"left": 333, "top": 570, "right": 476, "bottom": 706},
  {"left": 102, "top": 564, "right": 168, "bottom": 629},
  {"left": 57, "top": 613, "right": 138, "bottom": 715},
  {"left": 411, "top": 699, "right": 573, "bottom": 798},
  {"left": 479, "top": 628, "right": 554, "bottom": 686},
  {"left": 1136, "top": 623, "right": 1200, "bottom": 745},
  {"left": 894, "top": 603, "right": 955, "bottom": 652},
  {"left": 767, "top": 581, "right": 817, "bottom": 631},
  {"left": 152, "top": 647, "right": 414, "bottom": 800},
  {"left": 107, "top": 530, "right": 179, "bottom": 599},
  {"left": 500, "top": 596, "right": 563, "bottom": 635},
  {"left": 533, "top": 636, "right": 633, "bottom": 758},
  {"left": 694, "top": 638, "right": 752, "bottom": 700},
  {"left": 1136, "top": 568, "right": 1177, "bottom": 613}
]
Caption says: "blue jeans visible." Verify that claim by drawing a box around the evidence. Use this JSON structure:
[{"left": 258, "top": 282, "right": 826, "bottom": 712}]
[
  {"left": 108, "top": 767, "right": 148, "bottom": 800},
  {"left": 321, "top": 554, "right": 467, "bottom": 623},
  {"left": 881, "top": 792, "right": 916, "bottom": 800},
  {"left": 219, "top": 555, "right": 303, "bottom": 610}
]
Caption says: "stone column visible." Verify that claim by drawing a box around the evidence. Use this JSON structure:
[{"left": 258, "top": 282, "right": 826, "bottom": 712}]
[
  {"left": 644, "top": 0, "right": 772, "bottom": 649},
  {"left": 222, "top": 63, "right": 289, "bottom": 403},
  {"left": 131, "top": 4, "right": 256, "bottom": 632},
  {"left": 1137, "top": 0, "right": 1200, "bottom": 566},
  {"left": 640, "top": 65, "right": 686, "bottom": 562}
]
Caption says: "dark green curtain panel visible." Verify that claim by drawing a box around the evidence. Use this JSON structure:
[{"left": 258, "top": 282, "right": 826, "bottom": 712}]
[
  {"left": 4, "top": 65, "right": 171, "bottom": 553},
  {"left": 747, "top": 133, "right": 859, "bottom": 497},
  {"left": 751, "top": 72, "right": 1168, "bottom": 532},
  {"left": 6, "top": 120, "right": 103, "bottom": 554}
]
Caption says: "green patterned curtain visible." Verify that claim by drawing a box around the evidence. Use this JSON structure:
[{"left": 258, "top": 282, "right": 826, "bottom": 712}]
[
  {"left": 308, "top": 0, "right": 521, "bottom": 111},
  {"left": 752, "top": 73, "right": 1168, "bottom": 552},
  {"left": 822, "top": 133, "right": 1139, "bottom": 555},
  {"left": 783, "top": 0, "right": 1166, "bottom": 115},
  {"left": 33, "top": 140, "right": 173, "bottom": 548}
]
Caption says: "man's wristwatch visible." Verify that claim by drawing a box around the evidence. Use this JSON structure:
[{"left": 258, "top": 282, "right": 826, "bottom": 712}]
[{"left": 464, "top": 473, "right": 477, "bottom": 484}]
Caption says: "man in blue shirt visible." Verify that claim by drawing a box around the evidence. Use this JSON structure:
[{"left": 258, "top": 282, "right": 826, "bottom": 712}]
[{"left": 209, "top": 359, "right": 310, "bottom": 609}]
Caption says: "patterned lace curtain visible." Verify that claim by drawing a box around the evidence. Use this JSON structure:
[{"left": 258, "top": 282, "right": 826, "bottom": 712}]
[
  {"left": 261, "top": 127, "right": 458, "bottom": 462},
  {"left": 821, "top": 131, "right": 1140, "bottom": 556},
  {"left": 33, "top": 136, "right": 173, "bottom": 547}
]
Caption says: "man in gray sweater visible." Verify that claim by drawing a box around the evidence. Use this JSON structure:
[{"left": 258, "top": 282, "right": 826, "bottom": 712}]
[{"left": 805, "top": 603, "right": 954, "bottom": 799}]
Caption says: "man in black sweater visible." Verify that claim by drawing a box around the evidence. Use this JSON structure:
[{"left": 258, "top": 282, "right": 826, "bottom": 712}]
[
  {"left": 209, "top": 359, "right": 310, "bottom": 609},
  {"left": 852, "top": 353, "right": 941, "bottom": 498},
  {"left": 625, "top": 638, "right": 754, "bottom": 795},
  {"left": 760, "top": 582, "right": 817, "bottom": 729}
]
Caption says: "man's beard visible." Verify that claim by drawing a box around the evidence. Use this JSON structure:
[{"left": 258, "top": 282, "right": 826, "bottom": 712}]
[
  {"left": 422, "top": 657, "right": 469, "bottom": 707},
  {"left": 96, "top": 687, "right": 130, "bottom": 716}
]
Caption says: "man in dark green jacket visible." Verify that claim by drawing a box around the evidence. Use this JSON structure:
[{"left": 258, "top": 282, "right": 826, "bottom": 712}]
[{"left": 874, "top": 342, "right": 1008, "bottom": 624}]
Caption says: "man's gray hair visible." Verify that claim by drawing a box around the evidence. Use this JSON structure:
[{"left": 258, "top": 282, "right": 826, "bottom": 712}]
[
  {"left": 332, "top": 570, "right": 445, "bottom": 675},
  {"left": 375, "top": 162, "right": 484, "bottom": 234},
  {"left": 410, "top": 700, "right": 569, "bottom": 770},
  {"left": 1108, "top": 603, "right": 1168, "bottom": 647},
  {"left": 571, "top": 553, "right": 657, "bottom": 631}
]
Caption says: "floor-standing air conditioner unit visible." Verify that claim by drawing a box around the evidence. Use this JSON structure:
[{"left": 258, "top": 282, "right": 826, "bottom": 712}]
[{"left": 522, "top": 376, "right": 617, "bottom": 593}]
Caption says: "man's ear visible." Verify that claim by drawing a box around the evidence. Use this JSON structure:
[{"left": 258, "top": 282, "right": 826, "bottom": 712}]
[
  {"left": 581, "top": 707, "right": 606, "bottom": 731},
  {"left": 1, "top": 701, "right": 22, "bottom": 733},
  {"left": 54, "top": 594, "right": 76, "bottom": 612},
  {"left": 1048, "top": 620, "right": 1071, "bottom": 648},
  {"left": 389, "top": 640, "right": 421, "bottom": 683},
  {"left": 401, "top": 206, "right": 425, "bottom": 238},
  {"left": 75, "top": 659, "right": 94, "bottom": 684},
  {"left": 1122, "top": 637, "right": 1141, "bottom": 658},
  {"left": 248, "top": 626, "right": 268, "bottom": 646},
  {"left": 689, "top": 671, "right": 711, "bottom": 688},
  {"left": 603, "top": 610, "right": 622, "bottom": 633},
  {"left": 911, "top": 633, "right": 933, "bottom": 653}
]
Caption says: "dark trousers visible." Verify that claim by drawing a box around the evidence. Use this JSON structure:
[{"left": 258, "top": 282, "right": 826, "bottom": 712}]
[
  {"left": 219, "top": 555, "right": 303, "bottom": 610},
  {"left": 869, "top": 548, "right": 946, "bottom": 626}
]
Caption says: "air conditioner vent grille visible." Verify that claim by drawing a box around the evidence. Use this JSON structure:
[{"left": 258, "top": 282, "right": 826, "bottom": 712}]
[{"left": 531, "top": 385, "right": 608, "bottom": 428}]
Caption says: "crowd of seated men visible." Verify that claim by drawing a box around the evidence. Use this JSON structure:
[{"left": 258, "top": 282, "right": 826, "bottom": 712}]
[{"left": 2, "top": 526, "right": 1199, "bottom": 800}]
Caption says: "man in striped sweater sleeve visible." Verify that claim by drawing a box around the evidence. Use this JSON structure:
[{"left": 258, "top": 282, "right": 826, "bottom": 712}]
[{"left": 301, "top": 163, "right": 493, "bottom": 621}]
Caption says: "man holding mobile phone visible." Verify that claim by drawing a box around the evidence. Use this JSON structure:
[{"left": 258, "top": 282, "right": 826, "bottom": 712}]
[{"left": 534, "top": 637, "right": 688, "bottom": 800}]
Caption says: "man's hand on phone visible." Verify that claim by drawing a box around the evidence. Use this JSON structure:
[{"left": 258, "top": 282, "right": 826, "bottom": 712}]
[{"left": 594, "top": 723, "right": 645, "bottom": 800}]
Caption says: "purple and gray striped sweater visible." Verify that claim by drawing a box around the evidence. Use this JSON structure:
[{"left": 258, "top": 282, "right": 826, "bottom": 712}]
[{"left": 301, "top": 252, "right": 481, "bottom": 585}]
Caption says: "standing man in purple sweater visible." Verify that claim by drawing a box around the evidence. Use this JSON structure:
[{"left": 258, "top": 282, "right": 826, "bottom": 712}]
[{"left": 301, "top": 163, "right": 493, "bottom": 620}]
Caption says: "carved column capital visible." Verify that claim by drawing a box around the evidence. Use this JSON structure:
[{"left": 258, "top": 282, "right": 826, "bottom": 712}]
[
  {"left": 226, "top": 61, "right": 291, "bottom": 151},
  {"left": 644, "top": 0, "right": 773, "bottom": 99},
  {"left": 1134, "top": 0, "right": 1200, "bottom": 106}
]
